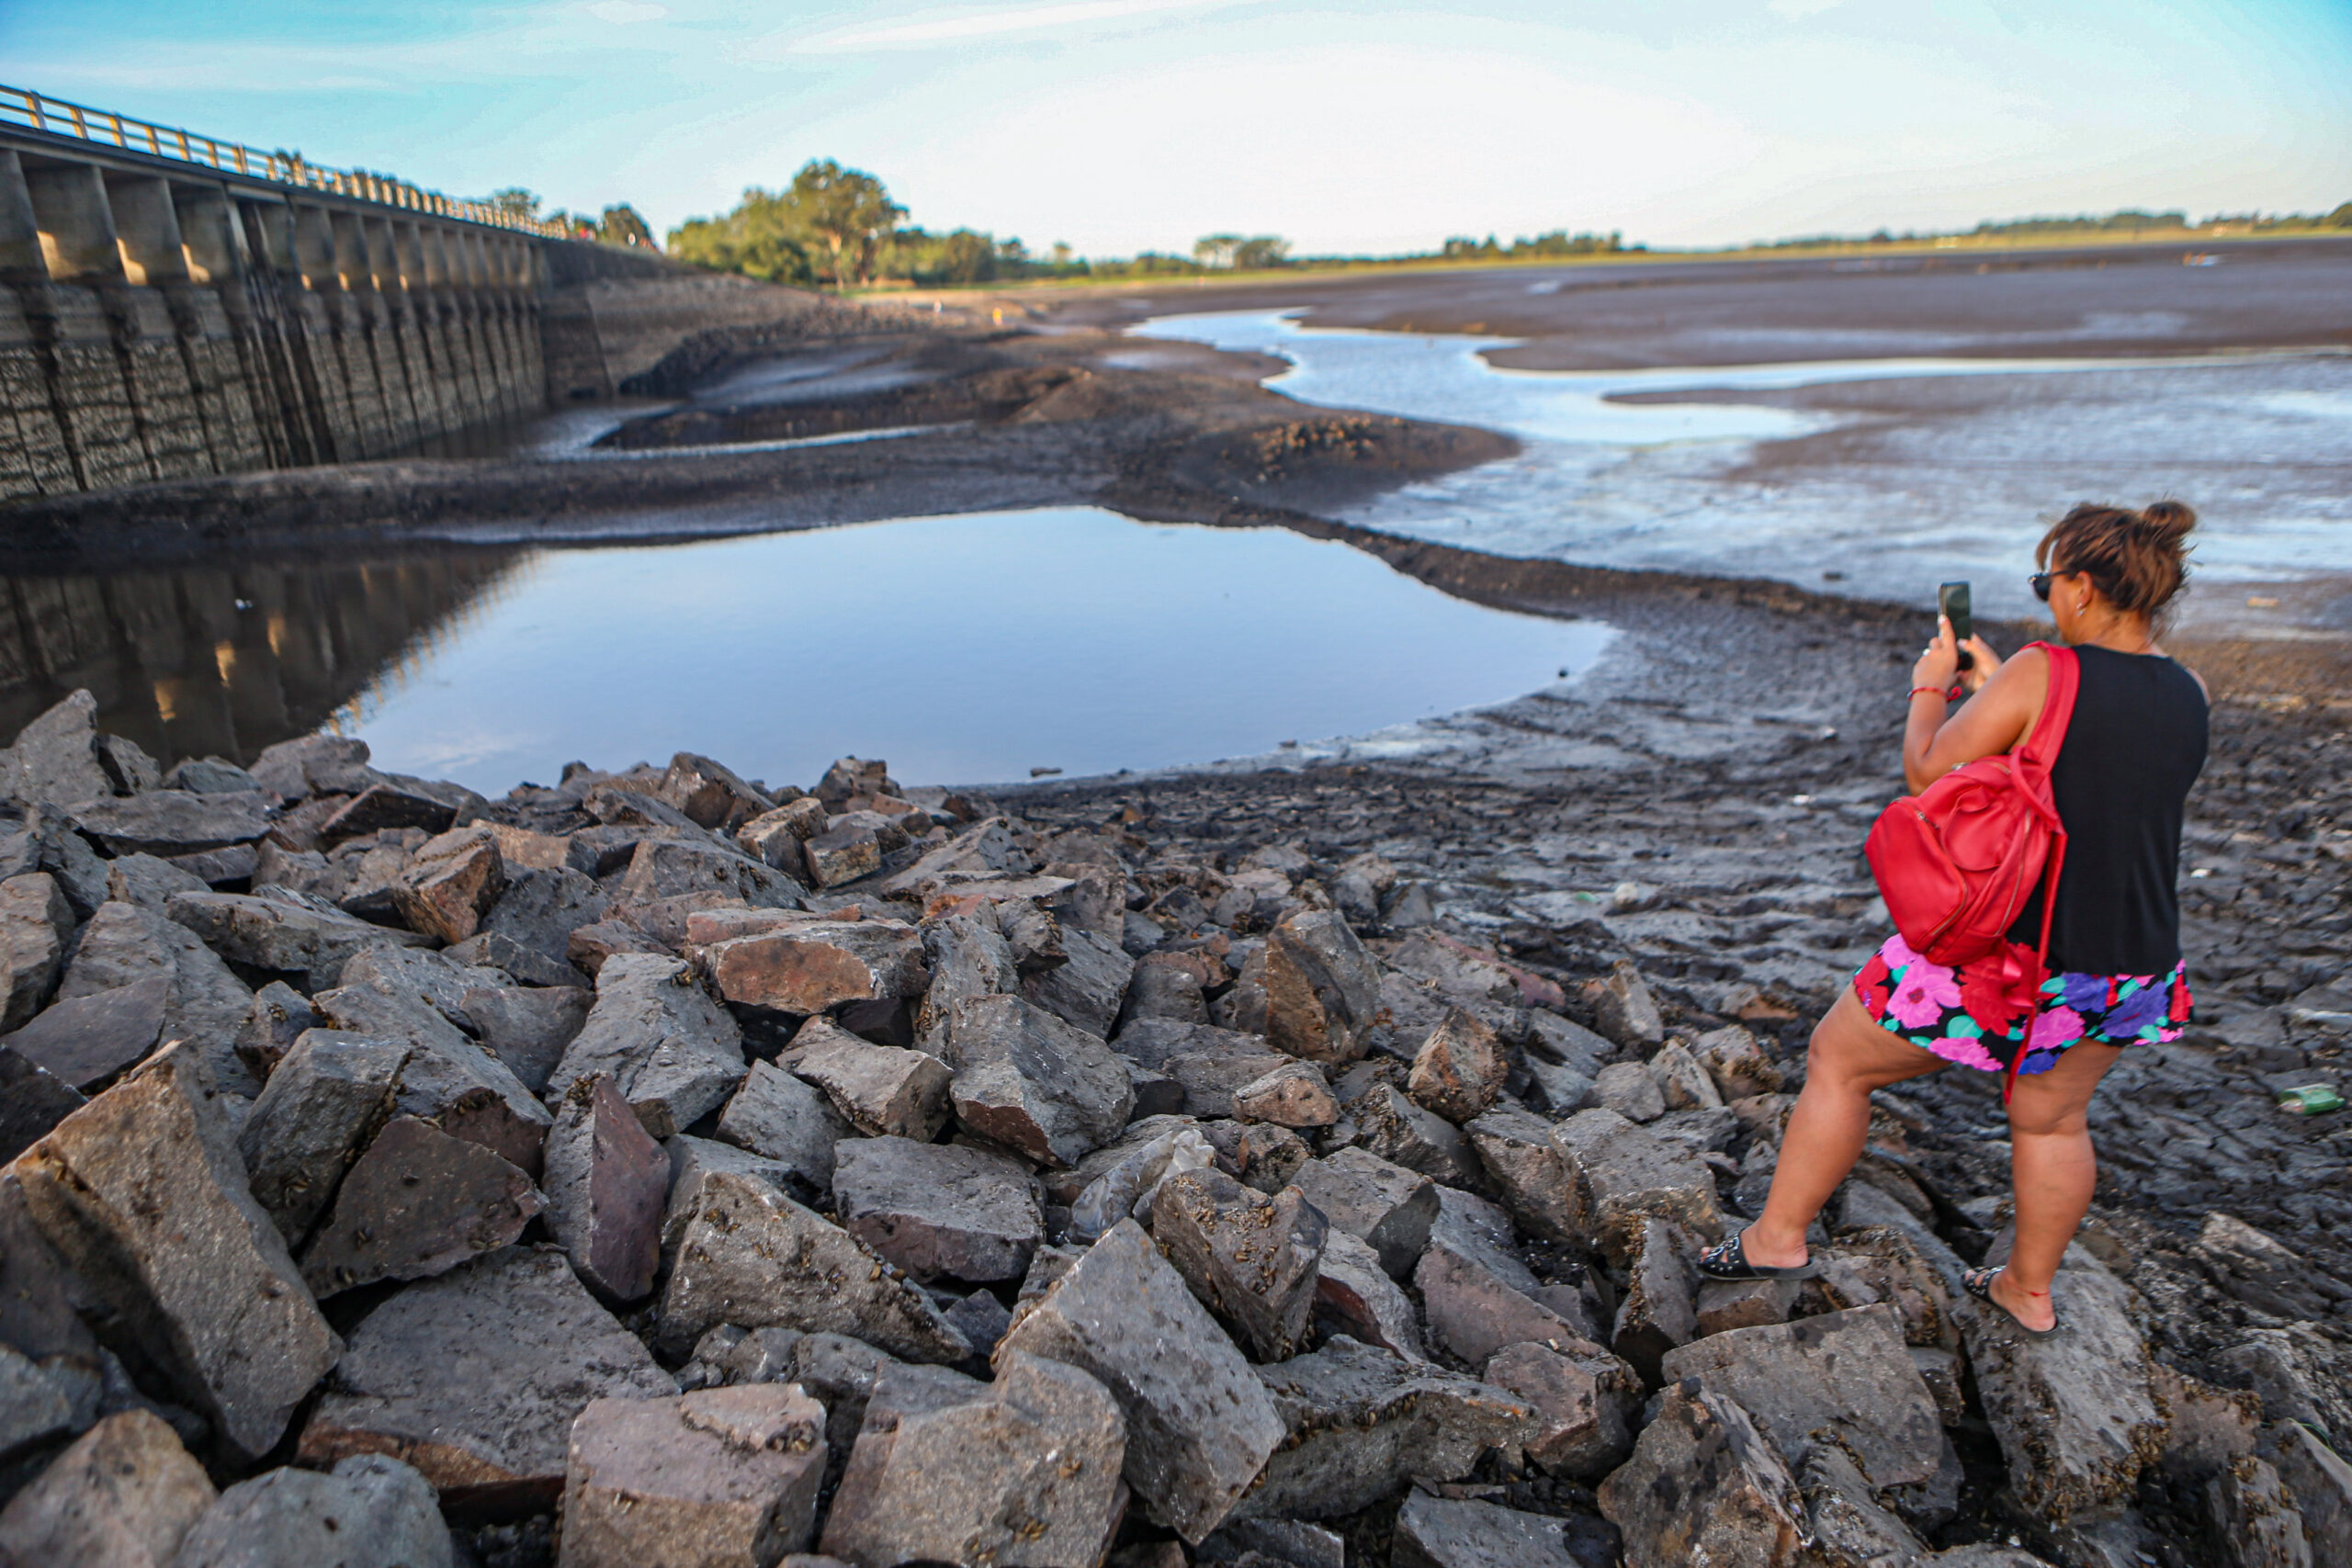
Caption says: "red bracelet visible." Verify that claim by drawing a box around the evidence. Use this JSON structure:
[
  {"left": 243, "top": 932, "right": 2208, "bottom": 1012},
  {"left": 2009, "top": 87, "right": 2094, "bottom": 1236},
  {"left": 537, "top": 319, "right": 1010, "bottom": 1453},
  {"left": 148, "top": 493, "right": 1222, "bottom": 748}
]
[{"left": 1910, "top": 685, "right": 1961, "bottom": 702}]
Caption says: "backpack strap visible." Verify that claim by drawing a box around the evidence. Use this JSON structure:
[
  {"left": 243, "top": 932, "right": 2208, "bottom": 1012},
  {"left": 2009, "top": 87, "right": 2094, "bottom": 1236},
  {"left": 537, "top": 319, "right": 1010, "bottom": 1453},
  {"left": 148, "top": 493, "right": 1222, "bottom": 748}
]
[{"left": 2001, "top": 642, "right": 2079, "bottom": 1104}]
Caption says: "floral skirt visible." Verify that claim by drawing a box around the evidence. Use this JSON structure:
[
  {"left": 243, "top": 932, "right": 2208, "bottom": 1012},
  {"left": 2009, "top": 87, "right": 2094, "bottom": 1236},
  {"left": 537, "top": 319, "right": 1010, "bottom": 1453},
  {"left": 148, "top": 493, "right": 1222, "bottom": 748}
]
[{"left": 1852, "top": 931, "right": 2191, "bottom": 1077}]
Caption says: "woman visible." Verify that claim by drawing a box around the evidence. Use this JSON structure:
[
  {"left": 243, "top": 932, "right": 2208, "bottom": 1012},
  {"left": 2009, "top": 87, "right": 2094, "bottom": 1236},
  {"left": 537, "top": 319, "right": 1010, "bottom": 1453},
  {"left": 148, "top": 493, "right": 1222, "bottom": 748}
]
[{"left": 1699, "top": 501, "right": 2208, "bottom": 1335}]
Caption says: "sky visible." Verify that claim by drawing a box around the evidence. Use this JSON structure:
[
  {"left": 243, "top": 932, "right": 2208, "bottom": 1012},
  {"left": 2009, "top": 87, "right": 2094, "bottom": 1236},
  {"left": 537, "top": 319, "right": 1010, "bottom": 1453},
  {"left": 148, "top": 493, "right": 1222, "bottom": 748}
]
[{"left": 6, "top": 1, "right": 2348, "bottom": 258}]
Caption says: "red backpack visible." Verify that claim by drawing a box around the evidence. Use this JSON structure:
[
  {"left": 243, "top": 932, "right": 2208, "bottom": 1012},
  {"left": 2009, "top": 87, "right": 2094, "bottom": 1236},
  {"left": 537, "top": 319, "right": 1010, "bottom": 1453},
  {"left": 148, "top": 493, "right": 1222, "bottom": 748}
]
[{"left": 1864, "top": 644, "right": 2080, "bottom": 1083}]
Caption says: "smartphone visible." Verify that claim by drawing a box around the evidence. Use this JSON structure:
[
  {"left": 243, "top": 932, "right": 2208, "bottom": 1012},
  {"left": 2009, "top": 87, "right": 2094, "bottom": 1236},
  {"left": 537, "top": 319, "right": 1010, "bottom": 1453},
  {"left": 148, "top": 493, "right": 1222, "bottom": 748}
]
[{"left": 1939, "top": 581, "right": 1974, "bottom": 671}]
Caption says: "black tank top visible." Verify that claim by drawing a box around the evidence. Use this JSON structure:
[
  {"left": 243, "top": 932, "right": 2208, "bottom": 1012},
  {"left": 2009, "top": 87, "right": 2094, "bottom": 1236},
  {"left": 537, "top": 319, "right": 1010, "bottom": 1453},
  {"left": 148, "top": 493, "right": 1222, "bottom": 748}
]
[{"left": 2005, "top": 645, "right": 2208, "bottom": 975}]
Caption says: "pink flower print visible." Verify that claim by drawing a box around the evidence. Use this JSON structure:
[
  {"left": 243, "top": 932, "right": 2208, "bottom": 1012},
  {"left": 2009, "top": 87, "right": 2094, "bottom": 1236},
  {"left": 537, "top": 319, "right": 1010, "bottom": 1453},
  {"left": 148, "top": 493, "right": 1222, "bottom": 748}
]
[
  {"left": 1927, "top": 1032, "right": 2006, "bottom": 1072},
  {"left": 1886, "top": 960, "right": 1962, "bottom": 1030},
  {"left": 2027, "top": 1006, "right": 2086, "bottom": 1053},
  {"left": 1882, "top": 931, "right": 1925, "bottom": 971}
]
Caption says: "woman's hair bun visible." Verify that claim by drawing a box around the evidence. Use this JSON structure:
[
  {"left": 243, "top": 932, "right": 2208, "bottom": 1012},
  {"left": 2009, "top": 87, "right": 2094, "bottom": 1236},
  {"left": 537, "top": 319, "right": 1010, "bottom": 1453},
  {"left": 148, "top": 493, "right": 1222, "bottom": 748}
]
[{"left": 2139, "top": 499, "right": 2198, "bottom": 543}]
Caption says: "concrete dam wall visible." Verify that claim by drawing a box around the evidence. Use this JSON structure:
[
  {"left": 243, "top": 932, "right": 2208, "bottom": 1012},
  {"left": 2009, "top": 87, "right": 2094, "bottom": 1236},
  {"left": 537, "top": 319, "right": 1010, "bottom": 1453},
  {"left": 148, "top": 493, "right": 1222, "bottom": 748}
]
[{"left": 0, "top": 89, "right": 814, "bottom": 502}]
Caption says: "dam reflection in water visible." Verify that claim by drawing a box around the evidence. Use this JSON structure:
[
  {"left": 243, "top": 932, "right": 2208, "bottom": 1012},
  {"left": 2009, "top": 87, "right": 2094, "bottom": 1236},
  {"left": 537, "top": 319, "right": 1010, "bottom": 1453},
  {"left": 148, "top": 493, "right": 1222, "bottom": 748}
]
[{"left": 0, "top": 509, "right": 1610, "bottom": 793}]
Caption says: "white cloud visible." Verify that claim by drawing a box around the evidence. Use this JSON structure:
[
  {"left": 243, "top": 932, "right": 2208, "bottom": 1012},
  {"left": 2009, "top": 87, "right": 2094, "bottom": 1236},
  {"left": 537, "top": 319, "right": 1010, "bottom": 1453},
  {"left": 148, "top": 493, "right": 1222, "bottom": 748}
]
[{"left": 789, "top": 0, "right": 1231, "bottom": 54}]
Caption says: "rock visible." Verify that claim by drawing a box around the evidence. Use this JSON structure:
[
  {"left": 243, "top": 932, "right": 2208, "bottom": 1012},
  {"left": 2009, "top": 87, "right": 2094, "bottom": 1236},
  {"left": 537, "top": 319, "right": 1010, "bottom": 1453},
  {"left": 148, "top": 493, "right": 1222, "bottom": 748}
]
[
  {"left": 106, "top": 852, "right": 209, "bottom": 913},
  {"left": 1231, "top": 1059, "right": 1338, "bottom": 1127},
  {"left": 1959, "top": 1255, "right": 2165, "bottom": 1522},
  {"left": 1023, "top": 924, "right": 1136, "bottom": 1040},
  {"left": 1600, "top": 1379, "right": 1806, "bottom": 1568},
  {"left": 617, "top": 837, "right": 802, "bottom": 910},
  {"left": 1464, "top": 1107, "right": 1582, "bottom": 1245},
  {"left": 1261, "top": 909, "right": 1379, "bottom": 1065},
  {"left": 820, "top": 1349, "right": 1126, "bottom": 1568},
  {"left": 1589, "top": 1061, "right": 1664, "bottom": 1122},
  {"left": 912, "top": 909, "right": 1020, "bottom": 1054},
  {"left": 1118, "top": 952, "right": 1213, "bottom": 1030},
  {"left": 715, "top": 1059, "right": 851, "bottom": 1186},
  {"left": 12, "top": 1042, "right": 337, "bottom": 1458},
  {"left": 0, "top": 1337, "right": 101, "bottom": 1461},
  {"left": 659, "top": 1171, "right": 969, "bottom": 1363},
  {"left": 319, "top": 781, "right": 471, "bottom": 843},
  {"left": 2197, "top": 1212, "right": 2334, "bottom": 1320},
  {"left": 387, "top": 826, "right": 505, "bottom": 943},
  {"left": 66, "top": 789, "right": 267, "bottom": 857},
  {"left": 802, "top": 821, "right": 883, "bottom": 887},
  {"left": 2213, "top": 1328, "right": 2352, "bottom": 1443},
  {"left": 1289, "top": 1148, "right": 1437, "bottom": 1279},
  {"left": 2270, "top": 1420, "right": 2352, "bottom": 1566},
  {"left": 996, "top": 1219, "right": 1283, "bottom": 1541},
  {"left": 60, "top": 897, "right": 258, "bottom": 1095},
  {"left": 1407, "top": 1008, "right": 1509, "bottom": 1123},
  {"left": 168, "top": 889, "right": 431, "bottom": 989},
  {"left": 93, "top": 733, "right": 162, "bottom": 795},
  {"left": 1238, "top": 1337, "right": 1538, "bottom": 1521},
  {"left": 1235, "top": 1121, "right": 1312, "bottom": 1194},
  {"left": 658, "top": 751, "right": 775, "bottom": 831},
  {"left": 250, "top": 734, "right": 378, "bottom": 803},
  {"left": 170, "top": 1453, "right": 454, "bottom": 1568},
  {"left": 1347, "top": 1077, "right": 1483, "bottom": 1189},
  {"left": 737, "top": 797, "right": 827, "bottom": 874},
  {"left": 1149, "top": 1168, "right": 1327, "bottom": 1361},
  {"left": 1691, "top": 1025, "right": 1783, "bottom": 1100},
  {"left": 1646, "top": 1040, "right": 1724, "bottom": 1111},
  {"left": 0, "top": 1408, "right": 216, "bottom": 1567},
  {"left": 0, "top": 872, "right": 70, "bottom": 1030},
  {"left": 1799, "top": 1443, "right": 1930, "bottom": 1568},
  {"left": 560, "top": 1384, "right": 826, "bottom": 1568},
  {"left": 832, "top": 1135, "right": 1044, "bottom": 1284},
  {"left": 2206, "top": 1455, "right": 2312, "bottom": 1568},
  {"left": 0, "top": 691, "right": 113, "bottom": 807},
  {"left": 238, "top": 1030, "right": 408, "bottom": 1244},
  {"left": 544, "top": 1074, "right": 670, "bottom": 1303},
  {"left": 791, "top": 1020, "right": 954, "bottom": 1141},
  {"left": 300, "top": 1115, "right": 544, "bottom": 1296},
  {"left": 1199, "top": 1518, "right": 1345, "bottom": 1568},
  {"left": 1392, "top": 1492, "right": 1615, "bottom": 1568},
  {"left": 569, "top": 917, "right": 666, "bottom": 976},
  {"left": 1584, "top": 960, "right": 1664, "bottom": 1049},
  {"left": 659, "top": 1135, "right": 806, "bottom": 1266},
  {"left": 1660, "top": 1303, "right": 1948, "bottom": 1493},
  {"left": 944, "top": 994, "right": 1134, "bottom": 1168},
  {"left": 694, "top": 909, "right": 926, "bottom": 1015},
  {"left": 0, "top": 1044, "right": 83, "bottom": 1162},
  {"left": 462, "top": 983, "right": 594, "bottom": 1095},
  {"left": 1482, "top": 1340, "right": 1640, "bottom": 1480},
  {"left": 314, "top": 963, "right": 552, "bottom": 1172},
  {"left": 944, "top": 1289, "right": 1014, "bottom": 1360},
  {"left": 300, "top": 1246, "right": 676, "bottom": 1508},
  {"left": 164, "top": 757, "right": 261, "bottom": 795},
  {"left": 1549, "top": 1108, "right": 1724, "bottom": 1262},
  {"left": 1695, "top": 1276, "right": 1799, "bottom": 1336},
  {"left": 1416, "top": 1234, "right": 1594, "bottom": 1367},
  {"left": 232, "top": 979, "right": 317, "bottom": 1078},
  {"left": 1157, "top": 1043, "right": 1301, "bottom": 1120},
  {"left": 470, "top": 865, "right": 610, "bottom": 978},
  {"left": 0, "top": 973, "right": 167, "bottom": 1089},
  {"left": 1611, "top": 1218, "right": 1700, "bottom": 1385},
  {"left": 1275, "top": 1183, "right": 1400, "bottom": 1323},
  {"left": 548, "top": 953, "right": 747, "bottom": 1139}
]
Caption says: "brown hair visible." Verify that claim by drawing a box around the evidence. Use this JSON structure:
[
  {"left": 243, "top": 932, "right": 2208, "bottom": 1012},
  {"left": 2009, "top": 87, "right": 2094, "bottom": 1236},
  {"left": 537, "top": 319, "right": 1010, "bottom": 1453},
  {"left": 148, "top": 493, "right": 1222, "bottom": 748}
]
[{"left": 2035, "top": 500, "right": 2196, "bottom": 617}]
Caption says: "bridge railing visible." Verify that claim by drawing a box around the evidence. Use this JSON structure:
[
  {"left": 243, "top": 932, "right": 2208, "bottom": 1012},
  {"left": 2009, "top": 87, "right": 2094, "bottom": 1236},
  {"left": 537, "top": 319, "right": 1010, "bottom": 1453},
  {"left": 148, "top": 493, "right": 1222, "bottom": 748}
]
[{"left": 0, "top": 83, "right": 572, "bottom": 239}]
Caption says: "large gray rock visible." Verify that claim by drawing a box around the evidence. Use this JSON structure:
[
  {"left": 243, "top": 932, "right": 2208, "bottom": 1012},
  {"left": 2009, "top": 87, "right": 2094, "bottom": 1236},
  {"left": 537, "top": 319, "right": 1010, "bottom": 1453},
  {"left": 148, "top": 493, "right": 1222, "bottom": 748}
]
[
  {"left": 1023, "top": 924, "right": 1136, "bottom": 1040},
  {"left": 1312, "top": 1227, "right": 1425, "bottom": 1361},
  {"left": 1231, "top": 1059, "right": 1339, "bottom": 1127},
  {"left": 659, "top": 1171, "right": 970, "bottom": 1363},
  {"left": 1261, "top": 908, "right": 1379, "bottom": 1065},
  {"left": 169, "top": 1454, "right": 453, "bottom": 1568},
  {"left": 67, "top": 790, "right": 268, "bottom": 858},
  {"left": 831, "top": 1135, "right": 1044, "bottom": 1284},
  {"left": 1392, "top": 1492, "right": 1615, "bottom": 1568},
  {"left": 1584, "top": 960, "right": 1664, "bottom": 1049},
  {"left": 12, "top": 1041, "right": 338, "bottom": 1459},
  {"left": 249, "top": 734, "right": 378, "bottom": 803},
  {"left": 2270, "top": 1421, "right": 2352, "bottom": 1566},
  {"left": 1238, "top": 1336, "right": 1539, "bottom": 1521},
  {"left": 1598, "top": 1380, "right": 1807, "bottom": 1568},
  {"left": 996, "top": 1220, "right": 1284, "bottom": 1542},
  {"left": 0, "top": 1337, "right": 101, "bottom": 1461},
  {"left": 658, "top": 1135, "right": 804, "bottom": 1265},
  {"left": 944, "top": 994, "right": 1133, "bottom": 1168},
  {"left": 1549, "top": 1107, "right": 1724, "bottom": 1262},
  {"left": 168, "top": 889, "right": 430, "bottom": 989},
  {"left": 1289, "top": 1147, "right": 1437, "bottom": 1279},
  {"left": 1800, "top": 1443, "right": 1933, "bottom": 1568},
  {"left": 1466, "top": 1106, "right": 1582, "bottom": 1245},
  {"left": 238, "top": 1031, "right": 409, "bottom": 1244},
  {"left": 1482, "top": 1340, "right": 1640, "bottom": 1481},
  {"left": 0, "top": 871, "right": 71, "bottom": 1031},
  {"left": 912, "top": 909, "right": 1021, "bottom": 1056},
  {"left": 1150, "top": 1168, "right": 1327, "bottom": 1362},
  {"left": 693, "top": 908, "right": 926, "bottom": 1015},
  {"left": 0, "top": 1043, "right": 83, "bottom": 1163},
  {"left": 313, "top": 970, "right": 553, "bottom": 1175},
  {"left": 1589, "top": 1061, "right": 1665, "bottom": 1122},
  {"left": 0, "top": 690, "right": 114, "bottom": 808},
  {"left": 548, "top": 953, "right": 747, "bottom": 1139},
  {"left": 617, "top": 837, "right": 801, "bottom": 909},
  {"left": 716, "top": 1058, "right": 851, "bottom": 1186},
  {"left": 1345, "top": 1078, "right": 1482, "bottom": 1189},
  {"left": 660, "top": 750, "right": 776, "bottom": 830},
  {"left": 1659, "top": 1303, "right": 1948, "bottom": 1493},
  {"left": 790, "top": 1019, "right": 954, "bottom": 1141},
  {"left": 1957, "top": 1253, "right": 2165, "bottom": 1522},
  {"left": 560, "top": 1385, "right": 826, "bottom": 1568},
  {"left": 469, "top": 865, "right": 610, "bottom": 977},
  {"left": 390, "top": 826, "right": 506, "bottom": 945},
  {"left": 820, "top": 1350, "right": 1126, "bottom": 1568},
  {"left": 2206, "top": 1455, "right": 2313, "bottom": 1568},
  {"left": 1416, "top": 1233, "right": 1597, "bottom": 1369},
  {"left": 0, "top": 1408, "right": 216, "bottom": 1567},
  {"left": 1407, "top": 1008, "right": 1509, "bottom": 1124},
  {"left": 1611, "top": 1217, "right": 1700, "bottom": 1385},
  {"left": 0, "top": 973, "right": 167, "bottom": 1089},
  {"left": 60, "top": 897, "right": 257, "bottom": 1095},
  {"left": 544, "top": 1073, "right": 670, "bottom": 1303},
  {"left": 299, "top": 1246, "right": 676, "bottom": 1508},
  {"left": 461, "top": 982, "right": 594, "bottom": 1095},
  {"left": 300, "top": 1115, "right": 544, "bottom": 1296}
]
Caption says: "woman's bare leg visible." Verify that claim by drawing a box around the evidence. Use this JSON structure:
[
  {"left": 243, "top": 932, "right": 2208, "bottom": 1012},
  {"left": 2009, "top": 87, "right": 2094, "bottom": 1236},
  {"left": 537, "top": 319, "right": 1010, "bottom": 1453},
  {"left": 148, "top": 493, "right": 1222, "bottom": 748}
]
[
  {"left": 1741, "top": 987, "right": 1947, "bottom": 1269},
  {"left": 1991, "top": 1041, "right": 2121, "bottom": 1331}
]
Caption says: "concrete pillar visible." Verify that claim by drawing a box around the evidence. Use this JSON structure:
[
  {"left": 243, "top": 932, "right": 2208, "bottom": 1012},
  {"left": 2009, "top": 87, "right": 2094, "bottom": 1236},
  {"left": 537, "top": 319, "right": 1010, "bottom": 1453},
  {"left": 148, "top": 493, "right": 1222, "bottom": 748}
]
[
  {"left": 244, "top": 201, "right": 299, "bottom": 275},
  {"left": 391, "top": 220, "right": 426, "bottom": 290},
  {"left": 329, "top": 211, "right": 373, "bottom": 294},
  {"left": 24, "top": 162, "right": 124, "bottom": 282},
  {"left": 0, "top": 152, "right": 44, "bottom": 280},
  {"left": 172, "top": 186, "right": 242, "bottom": 286},
  {"left": 105, "top": 175, "right": 190, "bottom": 287},
  {"left": 291, "top": 205, "right": 340, "bottom": 290},
  {"left": 362, "top": 218, "right": 401, "bottom": 295}
]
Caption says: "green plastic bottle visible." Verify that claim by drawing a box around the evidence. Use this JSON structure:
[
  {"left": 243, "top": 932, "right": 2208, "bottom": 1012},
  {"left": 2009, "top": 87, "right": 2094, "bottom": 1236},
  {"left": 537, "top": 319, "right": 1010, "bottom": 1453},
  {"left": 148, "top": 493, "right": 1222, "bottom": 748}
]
[{"left": 2278, "top": 1086, "right": 2345, "bottom": 1116}]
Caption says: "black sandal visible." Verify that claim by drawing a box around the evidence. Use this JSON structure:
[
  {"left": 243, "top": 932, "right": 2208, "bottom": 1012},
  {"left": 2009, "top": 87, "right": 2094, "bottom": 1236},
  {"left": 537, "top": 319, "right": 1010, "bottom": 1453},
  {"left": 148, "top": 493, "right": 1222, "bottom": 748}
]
[
  {"left": 1697, "top": 1228, "right": 1819, "bottom": 1281},
  {"left": 1962, "top": 1265, "right": 2062, "bottom": 1338}
]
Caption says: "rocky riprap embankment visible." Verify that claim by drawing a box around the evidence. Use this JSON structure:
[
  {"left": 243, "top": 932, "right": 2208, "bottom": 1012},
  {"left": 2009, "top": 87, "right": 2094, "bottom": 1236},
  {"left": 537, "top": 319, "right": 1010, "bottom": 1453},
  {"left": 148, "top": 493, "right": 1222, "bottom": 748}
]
[{"left": 0, "top": 688, "right": 2343, "bottom": 1568}]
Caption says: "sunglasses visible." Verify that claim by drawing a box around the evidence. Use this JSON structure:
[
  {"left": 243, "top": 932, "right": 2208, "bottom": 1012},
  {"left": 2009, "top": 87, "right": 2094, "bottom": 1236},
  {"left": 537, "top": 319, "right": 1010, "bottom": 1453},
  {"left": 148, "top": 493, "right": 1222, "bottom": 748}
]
[{"left": 2030, "top": 567, "right": 2107, "bottom": 604}]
